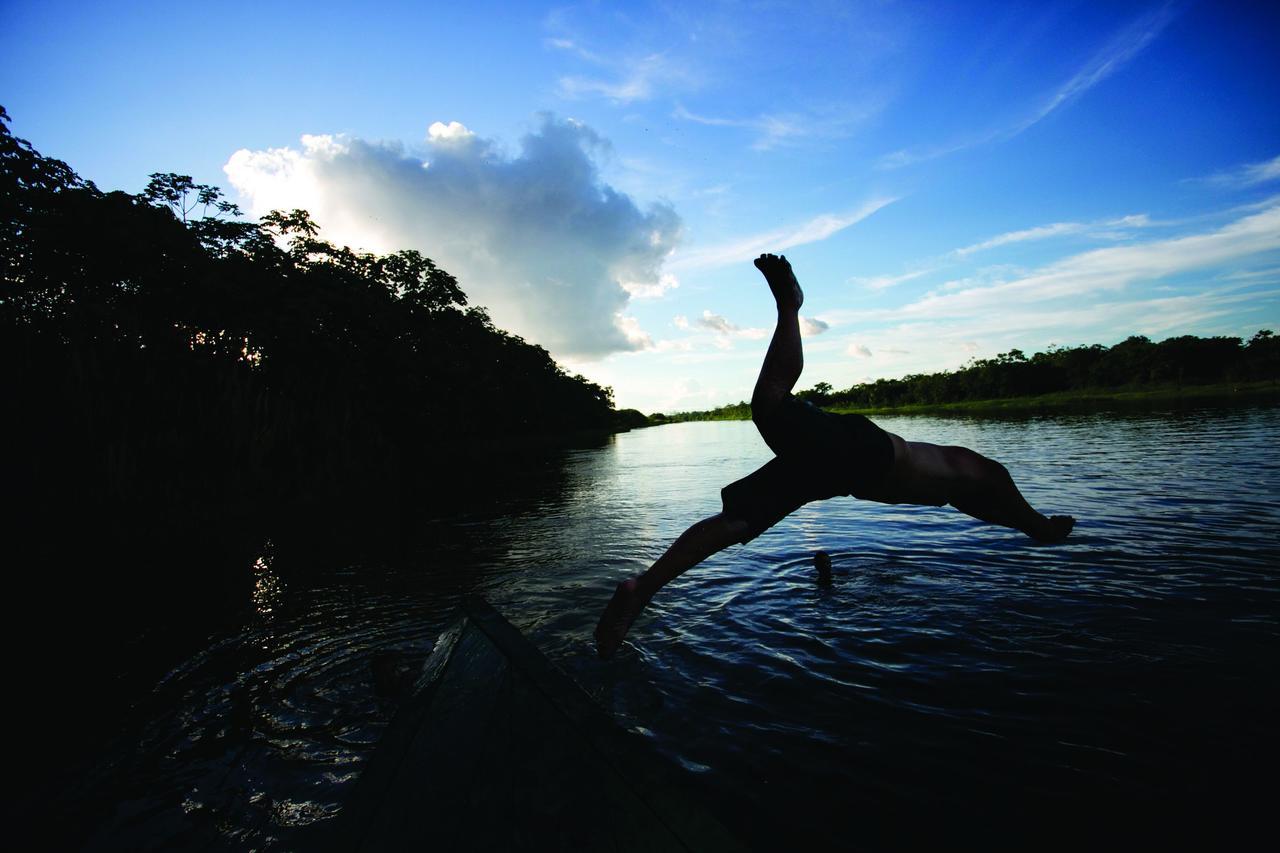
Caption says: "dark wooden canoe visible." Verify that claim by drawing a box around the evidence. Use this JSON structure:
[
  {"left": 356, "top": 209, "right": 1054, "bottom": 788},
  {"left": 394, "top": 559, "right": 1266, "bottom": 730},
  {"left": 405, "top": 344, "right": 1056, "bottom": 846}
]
[{"left": 330, "top": 596, "right": 745, "bottom": 852}]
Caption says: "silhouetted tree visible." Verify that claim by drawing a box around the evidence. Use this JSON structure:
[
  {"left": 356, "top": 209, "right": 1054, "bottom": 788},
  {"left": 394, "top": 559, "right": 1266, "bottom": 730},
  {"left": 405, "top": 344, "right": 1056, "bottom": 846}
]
[{"left": 1, "top": 105, "right": 619, "bottom": 607}]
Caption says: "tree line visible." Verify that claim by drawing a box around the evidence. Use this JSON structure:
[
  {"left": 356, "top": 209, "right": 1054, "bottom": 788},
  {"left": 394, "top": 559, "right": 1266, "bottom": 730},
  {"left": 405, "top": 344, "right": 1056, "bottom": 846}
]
[
  {"left": 1, "top": 106, "right": 624, "bottom": 620},
  {"left": 652, "top": 331, "right": 1279, "bottom": 422}
]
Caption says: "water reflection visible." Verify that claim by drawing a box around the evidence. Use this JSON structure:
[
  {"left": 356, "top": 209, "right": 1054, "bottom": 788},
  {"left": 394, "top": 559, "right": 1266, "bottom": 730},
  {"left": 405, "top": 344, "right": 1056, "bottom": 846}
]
[
  {"left": 77, "top": 406, "right": 1280, "bottom": 849},
  {"left": 251, "top": 542, "right": 284, "bottom": 618}
]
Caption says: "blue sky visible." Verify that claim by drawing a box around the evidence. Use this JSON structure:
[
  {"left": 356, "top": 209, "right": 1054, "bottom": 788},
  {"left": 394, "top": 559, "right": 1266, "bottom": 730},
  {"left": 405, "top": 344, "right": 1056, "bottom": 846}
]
[{"left": 4, "top": 0, "right": 1278, "bottom": 412}]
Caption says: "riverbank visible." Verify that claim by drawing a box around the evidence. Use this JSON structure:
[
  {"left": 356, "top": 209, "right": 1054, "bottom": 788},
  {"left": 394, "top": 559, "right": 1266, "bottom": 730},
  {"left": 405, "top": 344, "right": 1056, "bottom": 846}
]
[
  {"left": 650, "top": 380, "right": 1280, "bottom": 423},
  {"left": 831, "top": 379, "right": 1280, "bottom": 416}
]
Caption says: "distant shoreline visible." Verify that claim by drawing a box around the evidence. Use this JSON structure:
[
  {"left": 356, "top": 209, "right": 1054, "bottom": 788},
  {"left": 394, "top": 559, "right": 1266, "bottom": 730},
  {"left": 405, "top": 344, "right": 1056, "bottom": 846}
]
[{"left": 650, "top": 380, "right": 1280, "bottom": 423}]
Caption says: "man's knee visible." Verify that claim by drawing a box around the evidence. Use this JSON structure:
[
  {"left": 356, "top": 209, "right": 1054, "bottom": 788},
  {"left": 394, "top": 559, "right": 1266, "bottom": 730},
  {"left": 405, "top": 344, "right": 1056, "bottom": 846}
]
[
  {"left": 948, "top": 446, "right": 1006, "bottom": 480},
  {"left": 936, "top": 448, "right": 1009, "bottom": 505},
  {"left": 982, "top": 456, "right": 1013, "bottom": 485},
  {"left": 750, "top": 388, "right": 784, "bottom": 424},
  {"left": 719, "top": 513, "right": 751, "bottom": 540}
]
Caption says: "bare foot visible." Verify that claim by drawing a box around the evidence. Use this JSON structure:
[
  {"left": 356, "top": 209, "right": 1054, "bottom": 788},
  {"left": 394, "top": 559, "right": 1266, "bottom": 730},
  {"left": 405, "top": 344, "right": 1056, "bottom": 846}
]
[
  {"left": 754, "top": 253, "right": 803, "bottom": 310},
  {"left": 594, "top": 577, "right": 647, "bottom": 659},
  {"left": 1033, "top": 515, "right": 1075, "bottom": 543}
]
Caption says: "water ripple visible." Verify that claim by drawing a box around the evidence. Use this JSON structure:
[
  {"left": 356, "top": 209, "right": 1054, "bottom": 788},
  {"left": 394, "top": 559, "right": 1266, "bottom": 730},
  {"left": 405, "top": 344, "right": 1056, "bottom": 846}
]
[{"left": 76, "top": 406, "right": 1280, "bottom": 849}]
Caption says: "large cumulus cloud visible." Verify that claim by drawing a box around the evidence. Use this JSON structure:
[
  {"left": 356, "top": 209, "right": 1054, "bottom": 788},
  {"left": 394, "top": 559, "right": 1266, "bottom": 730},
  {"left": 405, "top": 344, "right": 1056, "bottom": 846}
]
[{"left": 224, "top": 116, "right": 680, "bottom": 358}]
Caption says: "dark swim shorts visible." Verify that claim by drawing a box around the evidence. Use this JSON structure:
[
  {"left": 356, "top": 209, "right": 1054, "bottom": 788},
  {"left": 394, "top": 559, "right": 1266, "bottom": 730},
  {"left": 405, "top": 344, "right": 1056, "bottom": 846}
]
[{"left": 721, "top": 395, "right": 895, "bottom": 543}]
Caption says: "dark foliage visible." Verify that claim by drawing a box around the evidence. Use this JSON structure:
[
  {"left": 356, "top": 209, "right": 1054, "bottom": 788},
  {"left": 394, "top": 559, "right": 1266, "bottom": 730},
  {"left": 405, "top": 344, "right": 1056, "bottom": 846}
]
[
  {"left": 651, "top": 401, "right": 752, "bottom": 424},
  {"left": 2, "top": 108, "right": 628, "bottom": 817},
  {"left": 1, "top": 105, "right": 618, "bottom": 663},
  {"left": 829, "top": 332, "right": 1278, "bottom": 410},
  {"left": 611, "top": 407, "right": 652, "bottom": 431}
]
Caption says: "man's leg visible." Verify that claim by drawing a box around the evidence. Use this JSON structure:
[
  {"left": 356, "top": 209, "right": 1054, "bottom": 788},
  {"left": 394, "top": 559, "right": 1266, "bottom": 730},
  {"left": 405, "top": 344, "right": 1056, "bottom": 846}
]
[
  {"left": 750, "top": 254, "right": 804, "bottom": 424},
  {"left": 595, "top": 255, "right": 807, "bottom": 659},
  {"left": 867, "top": 435, "right": 1075, "bottom": 542},
  {"left": 595, "top": 513, "right": 749, "bottom": 659}
]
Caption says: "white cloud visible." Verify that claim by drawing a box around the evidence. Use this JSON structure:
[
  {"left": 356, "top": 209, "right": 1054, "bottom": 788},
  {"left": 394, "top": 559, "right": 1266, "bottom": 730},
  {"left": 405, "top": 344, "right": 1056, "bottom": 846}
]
[
  {"left": 839, "top": 283, "right": 1275, "bottom": 382},
  {"left": 852, "top": 268, "right": 934, "bottom": 291},
  {"left": 557, "top": 52, "right": 689, "bottom": 104},
  {"left": 848, "top": 212, "right": 1158, "bottom": 296},
  {"left": 673, "top": 102, "right": 880, "bottom": 151},
  {"left": 616, "top": 315, "right": 654, "bottom": 350},
  {"left": 673, "top": 105, "right": 806, "bottom": 151},
  {"left": 653, "top": 376, "right": 733, "bottom": 413},
  {"left": 814, "top": 203, "right": 1280, "bottom": 385},
  {"left": 670, "top": 196, "right": 896, "bottom": 270},
  {"left": 901, "top": 203, "right": 1280, "bottom": 320},
  {"left": 955, "top": 222, "right": 1087, "bottom": 256},
  {"left": 621, "top": 272, "right": 679, "bottom": 299},
  {"left": 800, "top": 316, "right": 829, "bottom": 337},
  {"left": 1109, "top": 213, "right": 1152, "bottom": 228},
  {"left": 1198, "top": 154, "right": 1280, "bottom": 189},
  {"left": 847, "top": 343, "right": 872, "bottom": 358},
  {"left": 225, "top": 115, "right": 680, "bottom": 359},
  {"left": 545, "top": 37, "right": 606, "bottom": 65},
  {"left": 695, "top": 310, "right": 739, "bottom": 334},
  {"left": 426, "top": 121, "right": 475, "bottom": 145},
  {"left": 955, "top": 213, "right": 1157, "bottom": 256},
  {"left": 689, "top": 310, "right": 768, "bottom": 343}
]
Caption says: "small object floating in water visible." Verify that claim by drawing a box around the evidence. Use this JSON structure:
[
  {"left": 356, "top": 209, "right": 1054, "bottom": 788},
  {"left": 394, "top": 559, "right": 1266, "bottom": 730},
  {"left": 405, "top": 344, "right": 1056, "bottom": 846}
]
[
  {"left": 814, "top": 550, "right": 833, "bottom": 587},
  {"left": 328, "top": 596, "right": 745, "bottom": 852}
]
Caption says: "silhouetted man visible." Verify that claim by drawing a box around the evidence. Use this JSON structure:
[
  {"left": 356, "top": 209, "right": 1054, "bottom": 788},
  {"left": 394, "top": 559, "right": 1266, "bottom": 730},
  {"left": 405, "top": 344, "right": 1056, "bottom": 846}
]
[{"left": 595, "top": 254, "right": 1074, "bottom": 659}]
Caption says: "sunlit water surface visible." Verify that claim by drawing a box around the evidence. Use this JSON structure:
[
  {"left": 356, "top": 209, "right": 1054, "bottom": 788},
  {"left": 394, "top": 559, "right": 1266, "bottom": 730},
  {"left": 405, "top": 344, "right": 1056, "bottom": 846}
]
[{"left": 78, "top": 408, "right": 1280, "bottom": 849}]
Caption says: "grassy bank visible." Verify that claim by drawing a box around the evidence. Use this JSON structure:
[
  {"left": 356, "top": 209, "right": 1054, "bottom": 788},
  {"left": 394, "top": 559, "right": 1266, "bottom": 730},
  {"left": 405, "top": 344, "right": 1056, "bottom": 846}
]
[
  {"left": 652, "top": 380, "right": 1280, "bottom": 424},
  {"left": 830, "top": 380, "right": 1280, "bottom": 416}
]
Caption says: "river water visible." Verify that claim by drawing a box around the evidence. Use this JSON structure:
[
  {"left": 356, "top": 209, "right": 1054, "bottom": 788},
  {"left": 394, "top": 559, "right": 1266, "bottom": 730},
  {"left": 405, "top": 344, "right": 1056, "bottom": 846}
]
[{"left": 73, "top": 407, "right": 1280, "bottom": 849}]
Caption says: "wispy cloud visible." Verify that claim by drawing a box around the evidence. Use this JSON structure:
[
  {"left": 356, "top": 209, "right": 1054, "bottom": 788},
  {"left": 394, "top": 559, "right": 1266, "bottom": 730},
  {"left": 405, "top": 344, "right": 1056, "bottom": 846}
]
[
  {"left": 671, "top": 196, "right": 897, "bottom": 270},
  {"left": 900, "top": 203, "right": 1280, "bottom": 320},
  {"left": 850, "top": 213, "right": 1155, "bottom": 292},
  {"left": 673, "top": 101, "right": 881, "bottom": 151},
  {"left": 673, "top": 105, "right": 805, "bottom": 151},
  {"left": 877, "top": 141, "right": 972, "bottom": 170},
  {"left": 824, "top": 202, "right": 1280, "bottom": 334},
  {"left": 954, "top": 213, "right": 1153, "bottom": 256},
  {"left": 851, "top": 268, "right": 935, "bottom": 291},
  {"left": 545, "top": 37, "right": 606, "bottom": 64},
  {"left": 550, "top": 36, "right": 695, "bottom": 104},
  {"left": 1016, "top": 4, "right": 1177, "bottom": 132},
  {"left": 811, "top": 282, "right": 1273, "bottom": 397},
  {"left": 800, "top": 316, "right": 830, "bottom": 337},
  {"left": 673, "top": 310, "right": 769, "bottom": 349},
  {"left": 955, "top": 222, "right": 1087, "bottom": 255},
  {"left": 878, "top": 4, "right": 1180, "bottom": 169},
  {"left": 859, "top": 287, "right": 1272, "bottom": 362},
  {"left": 1196, "top": 154, "right": 1280, "bottom": 189},
  {"left": 557, "top": 52, "right": 689, "bottom": 103}
]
